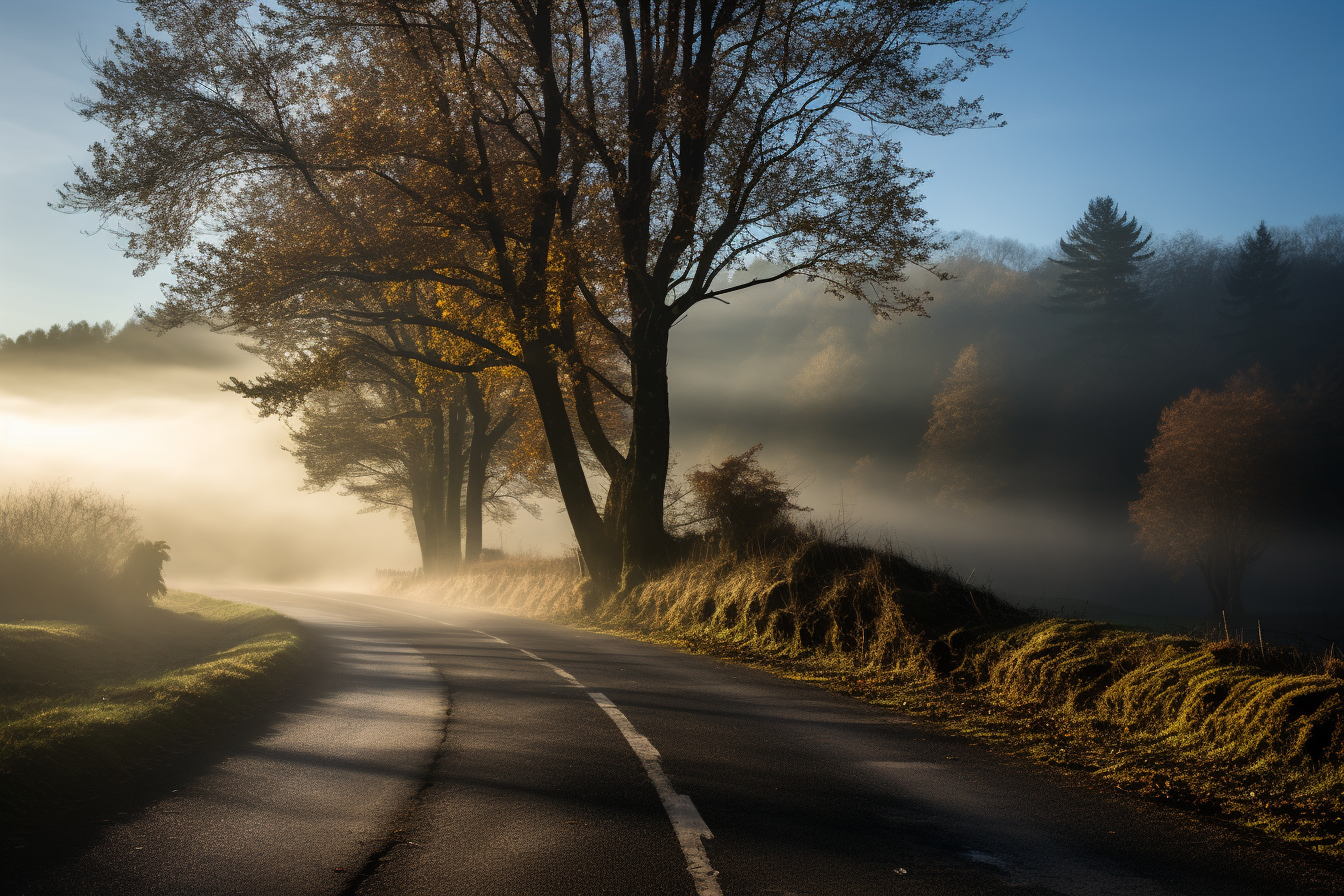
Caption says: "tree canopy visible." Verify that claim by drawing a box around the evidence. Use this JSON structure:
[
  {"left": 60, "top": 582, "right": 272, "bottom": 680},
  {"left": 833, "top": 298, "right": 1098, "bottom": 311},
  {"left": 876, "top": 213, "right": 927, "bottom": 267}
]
[{"left": 62, "top": 0, "right": 1019, "bottom": 592}]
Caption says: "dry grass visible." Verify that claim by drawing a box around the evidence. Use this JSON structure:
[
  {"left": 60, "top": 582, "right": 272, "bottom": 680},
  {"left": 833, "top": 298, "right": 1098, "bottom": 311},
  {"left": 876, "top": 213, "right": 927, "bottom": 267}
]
[
  {"left": 380, "top": 556, "right": 585, "bottom": 616},
  {"left": 0, "top": 591, "right": 307, "bottom": 831},
  {"left": 390, "top": 537, "right": 1344, "bottom": 858}
]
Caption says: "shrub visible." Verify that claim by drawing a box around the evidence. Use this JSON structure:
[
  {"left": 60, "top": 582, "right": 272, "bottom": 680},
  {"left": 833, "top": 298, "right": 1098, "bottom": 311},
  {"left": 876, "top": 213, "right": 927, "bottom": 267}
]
[
  {"left": 686, "top": 445, "right": 809, "bottom": 548},
  {"left": 0, "top": 483, "right": 168, "bottom": 618}
]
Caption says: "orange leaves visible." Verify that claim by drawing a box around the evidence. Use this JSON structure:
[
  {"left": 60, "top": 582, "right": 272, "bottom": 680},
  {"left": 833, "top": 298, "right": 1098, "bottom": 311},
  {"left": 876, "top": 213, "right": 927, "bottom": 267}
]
[{"left": 1130, "top": 368, "right": 1289, "bottom": 589}]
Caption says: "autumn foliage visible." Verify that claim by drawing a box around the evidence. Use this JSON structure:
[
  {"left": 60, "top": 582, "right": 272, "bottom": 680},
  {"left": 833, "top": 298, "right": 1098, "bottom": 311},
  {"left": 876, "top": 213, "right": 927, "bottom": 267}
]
[
  {"left": 1130, "top": 370, "right": 1290, "bottom": 623},
  {"left": 906, "top": 345, "right": 1002, "bottom": 509}
]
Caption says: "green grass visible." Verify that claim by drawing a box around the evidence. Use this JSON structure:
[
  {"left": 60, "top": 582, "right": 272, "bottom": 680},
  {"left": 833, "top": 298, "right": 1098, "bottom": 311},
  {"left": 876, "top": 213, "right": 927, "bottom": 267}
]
[{"left": 0, "top": 590, "right": 307, "bottom": 830}]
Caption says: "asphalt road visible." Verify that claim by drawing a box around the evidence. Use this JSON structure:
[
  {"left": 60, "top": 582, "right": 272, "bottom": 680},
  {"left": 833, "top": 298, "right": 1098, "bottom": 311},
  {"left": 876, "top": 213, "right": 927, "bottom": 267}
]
[{"left": 13, "top": 587, "right": 1344, "bottom": 896}]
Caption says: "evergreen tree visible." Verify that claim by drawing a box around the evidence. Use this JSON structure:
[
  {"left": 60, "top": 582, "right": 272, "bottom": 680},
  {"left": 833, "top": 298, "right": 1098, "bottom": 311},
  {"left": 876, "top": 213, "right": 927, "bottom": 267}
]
[
  {"left": 1221, "top": 221, "right": 1295, "bottom": 363},
  {"left": 1048, "top": 197, "right": 1155, "bottom": 335}
]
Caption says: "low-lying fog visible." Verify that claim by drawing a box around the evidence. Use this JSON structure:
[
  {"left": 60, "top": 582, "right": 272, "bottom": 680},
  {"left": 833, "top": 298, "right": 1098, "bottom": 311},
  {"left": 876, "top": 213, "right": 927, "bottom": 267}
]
[
  {"left": 0, "top": 326, "right": 424, "bottom": 588},
  {"left": 3, "top": 223, "right": 1341, "bottom": 634}
]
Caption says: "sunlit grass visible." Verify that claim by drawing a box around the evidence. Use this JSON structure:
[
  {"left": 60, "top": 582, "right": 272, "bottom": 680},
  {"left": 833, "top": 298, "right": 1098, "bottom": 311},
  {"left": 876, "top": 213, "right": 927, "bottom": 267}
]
[
  {"left": 392, "top": 542, "right": 1344, "bottom": 858},
  {"left": 0, "top": 590, "right": 306, "bottom": 830}
]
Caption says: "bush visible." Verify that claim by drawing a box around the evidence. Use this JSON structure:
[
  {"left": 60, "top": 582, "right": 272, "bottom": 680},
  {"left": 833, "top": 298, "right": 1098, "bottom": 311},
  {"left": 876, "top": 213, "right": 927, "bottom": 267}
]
[
  {"left": 686, "top": 445, "right": 809, "bottom": 548},
  {"left": 0, "top": 483, "right": 168, "bottom": 618}
]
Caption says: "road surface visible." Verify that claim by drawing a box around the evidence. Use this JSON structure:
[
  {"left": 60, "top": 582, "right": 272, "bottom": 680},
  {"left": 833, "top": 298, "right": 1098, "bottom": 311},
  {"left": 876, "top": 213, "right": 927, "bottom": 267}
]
[{"left": 12, "top": 587, "right": 1344, "bottom": 895}]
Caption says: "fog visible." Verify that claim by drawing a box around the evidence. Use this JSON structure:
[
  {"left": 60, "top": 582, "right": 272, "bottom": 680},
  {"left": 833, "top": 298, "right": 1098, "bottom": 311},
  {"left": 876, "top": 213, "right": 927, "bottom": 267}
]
[
  {"left": 3, "top": 219, "right": 1341, "bottom": 629},
  {"left": 0, "top": 326, "right": 421, "bottom": 589},
  {"left": 666, "top": 222, "right": 1344, "bottom": 628}
]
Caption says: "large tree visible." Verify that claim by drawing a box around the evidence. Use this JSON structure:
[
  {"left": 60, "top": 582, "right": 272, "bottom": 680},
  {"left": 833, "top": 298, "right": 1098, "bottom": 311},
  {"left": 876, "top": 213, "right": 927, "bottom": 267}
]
[
  {"left": 62, "top": 0, "right": 1019, "bottom": 593},
  {"left": 1129, "top": 370, "right": 1289, "bottom": 626},
  {"left": 1048, "top": 196, "right": 1155, "bottom": 336}
]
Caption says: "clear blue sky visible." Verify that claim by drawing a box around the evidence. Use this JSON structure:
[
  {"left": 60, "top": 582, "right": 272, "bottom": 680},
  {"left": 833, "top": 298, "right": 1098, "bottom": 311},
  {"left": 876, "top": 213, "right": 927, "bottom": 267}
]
[{"left": 2, "top": 0, "right": 1341, "bottom": 336}]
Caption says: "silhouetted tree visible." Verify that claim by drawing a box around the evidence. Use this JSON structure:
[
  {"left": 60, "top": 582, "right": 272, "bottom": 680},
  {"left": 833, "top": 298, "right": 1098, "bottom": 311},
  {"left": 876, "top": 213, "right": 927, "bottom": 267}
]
[
  {"left": 906, "top": 345, "right": 1003, "bottom": 509},
  {"left": 228, "top": 309, "right": 547, "bottom": 572},
  {"left": 1221, "top": 222, "right": 1295, "bottom": 364},
  {"left": 1048, "top": 197, "right": 1156, "bottom": 338},
  {"left": 1130, "top": 369, "right": 1289, "bottom": 626}
]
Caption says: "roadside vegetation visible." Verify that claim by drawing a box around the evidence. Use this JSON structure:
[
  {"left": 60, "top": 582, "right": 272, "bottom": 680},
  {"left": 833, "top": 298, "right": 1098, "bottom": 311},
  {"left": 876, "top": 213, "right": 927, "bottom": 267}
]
[
  {"left": 384, "top": 449, "right": 1344, "bottom": 860},
  {"left": 0, "top": 484, "right": 306, "bottom": 832}
]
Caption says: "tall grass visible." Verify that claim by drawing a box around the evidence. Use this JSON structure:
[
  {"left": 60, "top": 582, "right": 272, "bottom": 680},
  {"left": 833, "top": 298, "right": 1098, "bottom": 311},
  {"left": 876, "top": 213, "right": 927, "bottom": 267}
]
[
  {"left": 381, "top": 556, "right": 584, "bottom": 616},
  {"left": 610, "top": 536, "right": 1025, "bottom": 676},
  {"left": 389, "top": 534, "right": 1344, "bottom": 855}
]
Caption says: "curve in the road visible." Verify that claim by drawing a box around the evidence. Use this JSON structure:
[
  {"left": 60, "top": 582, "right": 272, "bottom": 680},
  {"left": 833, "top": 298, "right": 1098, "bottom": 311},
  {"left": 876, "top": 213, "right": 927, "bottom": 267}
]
[
  {"left": 264, "top": 589, "right": 723, "bottom": 896},
  {"left": 16, "top": 586, "right": 1344, "bottom": 896}
]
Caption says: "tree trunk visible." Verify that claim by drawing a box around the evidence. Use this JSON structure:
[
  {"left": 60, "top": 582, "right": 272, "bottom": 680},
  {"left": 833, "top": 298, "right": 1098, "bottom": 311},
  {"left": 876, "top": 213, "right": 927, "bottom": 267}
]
[
  {"left": 443, "top": 398, "right": 465, "bottom": 573},
  {"left": 614, "top": 313, "right": 676, "bottom": 590},
  {"left": 462, "top": 376, "right": 501, "bottom": 565},
  {"left": 522, "top": 342, "right": 619, "bottom": 595},
  {"left": 408, "top": 482, "right": 432, "bottom": 574},
  {"left": 463, "top": 397, "right": 489, "bottom": 566},
  {"left": 424, "top": 402, "right": 446, "bottom": 576},
  {"left": 1198, "top": 545, "right": 1247, "bottom": 633}
]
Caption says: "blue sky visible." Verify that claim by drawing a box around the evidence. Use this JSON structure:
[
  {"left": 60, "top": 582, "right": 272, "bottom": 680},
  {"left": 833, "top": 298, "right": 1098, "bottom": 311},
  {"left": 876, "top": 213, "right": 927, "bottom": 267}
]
[{"left": 2, "top": 0, "right": 1342, "bottom": 336}]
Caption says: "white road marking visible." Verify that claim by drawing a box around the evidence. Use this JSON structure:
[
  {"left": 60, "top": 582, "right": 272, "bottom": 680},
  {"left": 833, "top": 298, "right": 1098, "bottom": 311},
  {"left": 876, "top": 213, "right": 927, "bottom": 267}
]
[
  {"left": 964, "top": 849, "right": 1011, "bottom": 870},
  {"left": 588, "top": 692, "right": 721, "bottom": 896},
  {"left": 515, "top": 648, "right": 586, "bottom": 688},
  {"left": 244, "top": 588, "right": 722, "bottom": 894}
]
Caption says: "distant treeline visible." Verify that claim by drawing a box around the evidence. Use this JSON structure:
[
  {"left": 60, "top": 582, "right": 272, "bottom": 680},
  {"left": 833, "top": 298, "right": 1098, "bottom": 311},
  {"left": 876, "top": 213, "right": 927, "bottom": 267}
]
[
  {"left": 0, "top": 320, "right": 120, "bottom": 353},
  {"left": 0, "top": 319, "right": 239, "bottom": 368},
  {"left": 902, "top": 213, "right": 1344, "bottom": 526}
]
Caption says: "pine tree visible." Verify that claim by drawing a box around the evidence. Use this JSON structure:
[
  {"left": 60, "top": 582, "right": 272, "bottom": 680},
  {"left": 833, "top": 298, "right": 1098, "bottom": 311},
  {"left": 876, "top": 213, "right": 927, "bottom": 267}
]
[
  {"left": 1221, "top": 221, "right": 1295, "bottom": 363},
  {"left": 1048, "top": 196, "right": 1155, "bottom": 334}
]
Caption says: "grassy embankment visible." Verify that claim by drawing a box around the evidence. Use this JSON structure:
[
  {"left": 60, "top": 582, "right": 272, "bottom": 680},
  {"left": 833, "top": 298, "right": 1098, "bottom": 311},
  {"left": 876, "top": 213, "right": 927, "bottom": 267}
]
[
  {"left": 0, "top": 590, "right": 306, "bottom": 831},
  {"left": 386, "top": 540, "right": 1344, "bottom": 858}
]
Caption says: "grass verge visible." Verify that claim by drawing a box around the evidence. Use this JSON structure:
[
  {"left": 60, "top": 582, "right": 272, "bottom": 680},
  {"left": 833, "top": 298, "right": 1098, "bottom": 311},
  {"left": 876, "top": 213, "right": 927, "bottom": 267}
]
[
  {"left": 0, "top": 590, "right": 307, "bottom": 831},
  {"left": 387, "top": 543, "right": 1344, "bottom": 860}
]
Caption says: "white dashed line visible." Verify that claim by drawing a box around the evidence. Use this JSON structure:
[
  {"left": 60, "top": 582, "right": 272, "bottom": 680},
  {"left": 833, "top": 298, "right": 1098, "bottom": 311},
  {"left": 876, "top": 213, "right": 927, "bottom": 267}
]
[
  {"left": 515, "top": 648, "right": 586, "bottom": 688},
  {"left": 588, "top": 692, "right": 721, "bottom": 895},
  {"left": 246, "top": 589, "right": 722, "bottom": 894}
]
